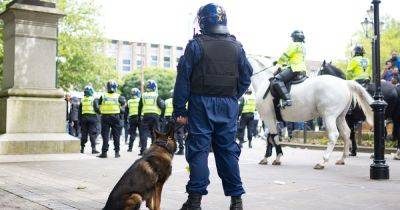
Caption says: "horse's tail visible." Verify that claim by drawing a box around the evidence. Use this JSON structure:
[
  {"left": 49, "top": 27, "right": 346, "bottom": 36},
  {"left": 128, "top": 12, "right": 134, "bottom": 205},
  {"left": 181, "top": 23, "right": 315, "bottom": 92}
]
[{"left": 347, "top": 80, "right": 374, "bottom": 126}]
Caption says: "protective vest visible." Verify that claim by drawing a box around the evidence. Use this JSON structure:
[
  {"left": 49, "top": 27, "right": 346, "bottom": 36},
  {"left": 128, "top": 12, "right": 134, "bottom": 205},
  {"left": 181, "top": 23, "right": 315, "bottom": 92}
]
[
  {"left": 191, "top": 35, "right": 240, "bottom": 97},
  {"left": 242, "top": 93, "right": 256, "bottom": 114},
  {"left": 165, "top": 98, "right": 173, "bottom": 117},
  {"left": 142, "top": 91, "right": 161, "bottom": 115},
  {"left": 346, "top": 56, "right": 371, "bottom": 80},
  {"left": 100, "top": 93, "right": 120, "bottom": 114},
  {"left": 128, "top": 97, "right": 140, "bottom": 116},
  {"left": 82, "top": 96, "right": 96, "bottom": 115},
  {"left": 277, "top": 42, "right": 307, "bottom": 72}
]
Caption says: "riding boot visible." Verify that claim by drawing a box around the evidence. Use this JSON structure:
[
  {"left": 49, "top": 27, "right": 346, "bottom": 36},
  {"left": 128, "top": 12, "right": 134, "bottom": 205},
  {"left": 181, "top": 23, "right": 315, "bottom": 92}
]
[
  {"left": 180, "top": 193, "right": 202, "bottom": 210},
  {"left": 80, "top": 146, "right": 84, "bottom": 154},
  {"left": 230, "top": 196, "right": 243, "bottom": 210},
  {"left": 272, "top": 78, "right": 292, "bottom": 108}
]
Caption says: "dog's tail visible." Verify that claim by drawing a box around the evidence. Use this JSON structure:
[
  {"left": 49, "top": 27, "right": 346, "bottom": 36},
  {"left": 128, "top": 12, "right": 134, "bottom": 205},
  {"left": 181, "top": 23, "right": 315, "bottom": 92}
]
[{"left": 125, "top": 193, "right": 142, "bottom": 210}]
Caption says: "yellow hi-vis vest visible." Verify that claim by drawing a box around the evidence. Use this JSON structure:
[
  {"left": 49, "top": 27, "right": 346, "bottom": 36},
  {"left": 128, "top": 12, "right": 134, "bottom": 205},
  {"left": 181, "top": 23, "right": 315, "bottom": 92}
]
[
  {"left": 164, "top": 98, "right": 173, "bottom": 117},
  {"left": 346, "top": 56, "right": 371, "bottom": 80},
  {"left": 100, "top": 93, "right": 120, "bottom": 114},
  {"left": 142, "top": 91, "right": 161, "bottom": 115},
  {"left": 277, "top": 42, "right": 307, "bottom": 72},
  {"left": 128, "top": 97, "right": 140, "bottom": 116},
  {"left": 242, "top": 93, "right": 256, "bottom": 114},
  {"left": 82, "top": 96, "right": 96, "bottom": 115}
]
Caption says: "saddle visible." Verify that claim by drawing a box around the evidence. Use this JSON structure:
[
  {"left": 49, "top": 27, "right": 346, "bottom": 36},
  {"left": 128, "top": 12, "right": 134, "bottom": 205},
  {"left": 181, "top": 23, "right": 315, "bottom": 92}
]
[{"left": 265, "top": 73, "right": 308, "bottom": 121}]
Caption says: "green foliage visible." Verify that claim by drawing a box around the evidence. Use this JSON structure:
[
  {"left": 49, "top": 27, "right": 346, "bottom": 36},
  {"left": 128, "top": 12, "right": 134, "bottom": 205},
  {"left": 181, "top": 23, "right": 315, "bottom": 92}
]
[
  {"left": 0, "top": 0, "right": 12, "bottom": 87},
  {"left": 57, "top": 0, "right": 117, "bottom": 91},
  {"left": 337, "top": 17, "right": 400, "bottom": 71},
  {"left": 121, "top": 68, "right": 177, "bottom": 100}
]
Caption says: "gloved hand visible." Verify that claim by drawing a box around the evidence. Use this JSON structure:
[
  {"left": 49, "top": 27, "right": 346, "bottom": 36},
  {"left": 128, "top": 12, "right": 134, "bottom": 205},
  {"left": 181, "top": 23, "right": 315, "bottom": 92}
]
[{"left": 272, "top": 61, "right": 278, "bottom": 66}]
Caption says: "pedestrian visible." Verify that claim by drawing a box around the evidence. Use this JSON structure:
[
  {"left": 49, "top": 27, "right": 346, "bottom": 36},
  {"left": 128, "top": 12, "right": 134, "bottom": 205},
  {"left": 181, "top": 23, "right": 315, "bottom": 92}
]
[
  {"left": 119, "top": 96, "right": 129, "bottom": 145},
  {"left": 127, "top": 88, "right": 141, "bottom": 152},
  {"left": 79, "top": 85, "right": 100, "bottom": 154},
  {"left": 69, "top": 96, "right": 81, "bottom": 137},
  {"left": 97, "top": 80, "right": 123, "bottom": 158},
  {"left": 382, "top": 60, "right": 395, "bottom": 82},
  {"left": 389, "top": 50, "right": 400, "bottom": 69},
  {"left": 138, "top": 80, "right": 165, "bottom": 156},
  {"left": 271, "top": 30, "right": 307, "bottom": 108},
  {"left": 174, "top": 4, "right": 252, "bottom": 210},
  {"left": 165, "top": 89, "right": 185, "bottom": 155},
  {"left": 237, "top": 89, "right": 256, "bottom": 148}
]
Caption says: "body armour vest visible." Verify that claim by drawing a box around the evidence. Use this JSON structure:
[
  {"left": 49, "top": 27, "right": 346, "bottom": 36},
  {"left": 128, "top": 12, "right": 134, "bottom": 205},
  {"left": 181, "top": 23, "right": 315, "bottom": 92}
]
[{"left": 191, "top": 35, "right": 240, "bottom": 97}]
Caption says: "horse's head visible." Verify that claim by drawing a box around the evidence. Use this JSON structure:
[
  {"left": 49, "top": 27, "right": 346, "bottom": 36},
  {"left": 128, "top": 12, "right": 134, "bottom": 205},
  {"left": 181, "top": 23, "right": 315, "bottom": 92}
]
[{"left": 318, "top": 60, "right": 346, "bottom": 79}]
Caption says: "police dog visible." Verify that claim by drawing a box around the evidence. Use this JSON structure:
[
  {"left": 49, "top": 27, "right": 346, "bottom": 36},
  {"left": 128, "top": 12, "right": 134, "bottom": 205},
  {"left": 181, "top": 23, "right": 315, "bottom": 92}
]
[{"left": 104, "top": 124, "right": 177, "bottom": 210}]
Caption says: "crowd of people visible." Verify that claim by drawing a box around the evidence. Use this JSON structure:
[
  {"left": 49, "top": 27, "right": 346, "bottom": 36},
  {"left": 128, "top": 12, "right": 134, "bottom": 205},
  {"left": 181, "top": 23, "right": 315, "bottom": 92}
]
[{"left": 382, "top": 50, "right": 400, "bottom": 84}]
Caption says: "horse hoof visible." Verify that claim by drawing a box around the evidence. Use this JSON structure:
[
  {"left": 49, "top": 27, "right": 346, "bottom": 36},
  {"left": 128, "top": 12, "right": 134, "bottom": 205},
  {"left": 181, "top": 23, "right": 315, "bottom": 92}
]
[
  {"left": 259, "top": 159, "right": 268, "bottom": 165},
  {"left": 394, "top": 155, "right": 400, "bottom": 160},
  {"left": 335, "top": 160, "right": 345, "bottom": 165},
  {"left": 272, "top": 160, "right": 281, "bottom": 165},
  {"left": 313, "top": 164, "right": 324, "bottom": 170},
  {"left": 370, "top": 154, "right": 375, "bottom": 159}
]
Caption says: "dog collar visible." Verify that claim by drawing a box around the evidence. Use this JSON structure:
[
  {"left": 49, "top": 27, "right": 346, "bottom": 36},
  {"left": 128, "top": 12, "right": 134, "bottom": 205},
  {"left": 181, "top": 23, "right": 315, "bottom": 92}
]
[{"left": 154, "top": 140, "right": 173, "bottom": 154}]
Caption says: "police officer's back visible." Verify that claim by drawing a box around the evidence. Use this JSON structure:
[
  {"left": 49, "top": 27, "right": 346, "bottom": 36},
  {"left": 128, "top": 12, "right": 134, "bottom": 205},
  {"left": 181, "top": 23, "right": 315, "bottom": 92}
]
[
  {"left": 174, "top": 4, "right": 252, "bottom": 210},
  {"left": 79, "top": 85, "right": 100, "bottom": 154},
  {"left": 126, "top": 88, "right": 141, "bottom": 152}
]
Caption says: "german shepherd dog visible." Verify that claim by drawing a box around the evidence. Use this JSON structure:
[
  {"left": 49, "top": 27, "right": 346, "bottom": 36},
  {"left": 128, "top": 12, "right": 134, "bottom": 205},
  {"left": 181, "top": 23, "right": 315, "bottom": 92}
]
[{"left": 104, "top": 123, "right": 177, "bottom": 210}]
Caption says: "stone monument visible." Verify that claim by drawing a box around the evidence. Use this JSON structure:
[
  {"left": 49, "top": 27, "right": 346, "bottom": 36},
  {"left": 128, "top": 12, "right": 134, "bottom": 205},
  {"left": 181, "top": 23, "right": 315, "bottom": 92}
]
[{"left": 0, "top": 0, "right": 79, "bottom": 154}]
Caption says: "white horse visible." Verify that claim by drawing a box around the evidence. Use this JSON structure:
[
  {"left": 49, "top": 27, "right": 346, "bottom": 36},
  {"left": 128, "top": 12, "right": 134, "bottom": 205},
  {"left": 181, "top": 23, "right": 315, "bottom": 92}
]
[{"left": 248, "top": 56, "right": 374, "bottom": 169}]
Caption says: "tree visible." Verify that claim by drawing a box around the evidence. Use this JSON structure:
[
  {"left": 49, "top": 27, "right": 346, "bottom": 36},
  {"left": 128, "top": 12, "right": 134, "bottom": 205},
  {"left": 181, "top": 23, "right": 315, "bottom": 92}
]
[
  {"left": 57, "top": 0, "right": 117, "bottom": 91},
  {"left": 0, "top": 0, "right": 12, "bottom": 87},
  {"left": 121, "top": 68, "right": 177, "bottom": 100}
]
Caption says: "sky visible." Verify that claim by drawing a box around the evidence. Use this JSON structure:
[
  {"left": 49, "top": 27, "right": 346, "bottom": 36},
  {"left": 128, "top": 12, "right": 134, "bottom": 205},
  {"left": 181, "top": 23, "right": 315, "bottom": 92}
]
[{"left": 96, "top": 0, "right": 400, "bottom": 61}]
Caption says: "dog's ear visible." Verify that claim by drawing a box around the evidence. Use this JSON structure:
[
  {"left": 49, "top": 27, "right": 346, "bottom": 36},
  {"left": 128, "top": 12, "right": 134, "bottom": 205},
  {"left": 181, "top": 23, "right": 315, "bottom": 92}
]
[{"left": 166, "top": 123, "right": 174, "bottom": 140}]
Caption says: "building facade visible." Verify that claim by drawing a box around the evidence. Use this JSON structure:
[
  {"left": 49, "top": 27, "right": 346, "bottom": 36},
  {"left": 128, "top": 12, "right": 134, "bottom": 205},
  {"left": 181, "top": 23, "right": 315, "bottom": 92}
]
[{"left": 105, "top": 40, "right": 184, "bottom": 73}]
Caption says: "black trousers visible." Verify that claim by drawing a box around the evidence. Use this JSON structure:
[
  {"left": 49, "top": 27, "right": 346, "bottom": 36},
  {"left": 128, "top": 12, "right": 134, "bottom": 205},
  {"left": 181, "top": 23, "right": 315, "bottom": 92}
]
[
  {"left": 101, "top": 114, "right": 122, "bottom": 153},
  {"left": 238, "top": 113, "right": 254, "bottom": 143},
  {"left": 139, "top": 114, "right": 160, "bottom": 153},
  {"left": 80, "top": 114, "right": 98, "bottom": 149},
  {"left": 128, "top": 115, "right": 141, "bottom": 149},
  {"left": 165, "top": 116, "right": 185, "bottom": 149}
]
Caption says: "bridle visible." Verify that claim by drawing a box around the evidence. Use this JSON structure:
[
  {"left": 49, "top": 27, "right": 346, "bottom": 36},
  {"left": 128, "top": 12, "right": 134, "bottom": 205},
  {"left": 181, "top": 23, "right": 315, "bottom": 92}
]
[{"left": 252, "top": 65, "right": 274, "bottom": 76}]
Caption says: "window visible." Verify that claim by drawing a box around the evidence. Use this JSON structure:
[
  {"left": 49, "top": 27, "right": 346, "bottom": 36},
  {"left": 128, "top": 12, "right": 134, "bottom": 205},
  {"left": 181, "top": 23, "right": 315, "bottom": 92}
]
[
  {"left": 123, "top": 59, "right": 131, "bottom": 65},
  {"left": 164, "top": 57, "right": 171, "bottom": 68},
  {"left": 136, "top": 44, "right": 145, "bottom": 55},
  {"left": 111, "top": 40, "right": 118, "bottom": 44},
  {"left": 151, "top": 55, "right": 158, "bottom": 66},
  {"left": 164, "top": 45, "right": 172, "bottom": 57},
  {"left": 151, "top": 44, "right": 159, "bottom": 57},
  {"left": 176, "top": 47, "right": 184, "bottom": 57},
  {"left": 136, "top": 56, "right": 143, "bottom": 69},
  {"left": 123, "top": 41, "right": 130, "bottom": 45},
  {"left": 122, "top": 59, "right": 131, "bottom": 72},
  {"left": 122, "top": 66, "right": 131, "bottom": 71}
]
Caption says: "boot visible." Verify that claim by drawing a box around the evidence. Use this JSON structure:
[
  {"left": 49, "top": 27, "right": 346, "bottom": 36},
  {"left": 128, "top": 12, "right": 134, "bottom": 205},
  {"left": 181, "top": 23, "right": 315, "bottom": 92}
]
[
  {"left": 97, "top": 152, "right": 107, "bottom": 158},
  {"left": 91, "top": 148, "right": 100, "bottom": 154},
  {"left": 180, "top": 193, "right": 202, "bottom": 210},
  {"left": 248, "top": 141, "right": 252, "bottom": 149},
  {"left": 272, "top": 70, "right": 294, "bottom": 108},
  {"left": 80, "top": 146, "right": 84, "bottom": 154},
  {"left": 230, "top": 196, "right": 243, "bottom": 210},
  {"left": 394, "top": 149, "right": 400, "bottom": 160},
  {"left": 127, "top": 148, "right": 132, "bottom": 152},
  {"left": 115, "top": 152, "right": 120, "bottom": 158},
  {"left": 176, "top": 147, "right": 184, "bottom": 155}
]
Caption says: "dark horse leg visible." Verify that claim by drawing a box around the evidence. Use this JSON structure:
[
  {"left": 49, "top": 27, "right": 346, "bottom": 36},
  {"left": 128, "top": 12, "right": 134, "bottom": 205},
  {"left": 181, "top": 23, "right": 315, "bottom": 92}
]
[{"left": 346, "top": 115, "right": 357, "bottom": 156}]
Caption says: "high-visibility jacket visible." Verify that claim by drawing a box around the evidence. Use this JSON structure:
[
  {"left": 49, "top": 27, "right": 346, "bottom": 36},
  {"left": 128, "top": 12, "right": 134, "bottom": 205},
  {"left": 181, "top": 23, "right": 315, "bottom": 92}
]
[
  {"left": 82, "top": 96, "right": 96, "bottom": 115},
  {"left": 277, "top": 42, "right": 307, "bottom": 72},
  {"left": 142, "top": 91, "right": 161, "bottom": 115},
  {"left": 346, "top": 56, "right": 371, "bottom": 80},
  {"left": 164, "top": 98, "right": 173, "bottom": 117},
  {"left": 100, "top": 93, "right": 120, "bottom": 114},
  {"left": 242, "top": 93, "right": 256, "bottom": 114},
  {"left": 128, "top": 97, "right": 140, "bottom": 116}
]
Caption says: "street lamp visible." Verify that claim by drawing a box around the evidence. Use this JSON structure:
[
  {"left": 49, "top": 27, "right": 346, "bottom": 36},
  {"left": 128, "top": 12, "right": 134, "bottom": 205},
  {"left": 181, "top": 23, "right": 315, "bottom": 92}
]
[{"left": 369, "top": 0, "right": 389, "bottom": 180}]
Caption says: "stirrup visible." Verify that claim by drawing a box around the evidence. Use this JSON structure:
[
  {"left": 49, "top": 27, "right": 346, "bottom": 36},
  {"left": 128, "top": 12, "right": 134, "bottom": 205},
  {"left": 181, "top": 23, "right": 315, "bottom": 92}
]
[{"left": 278, "top": 99, "right": 292, "bottom": 108}]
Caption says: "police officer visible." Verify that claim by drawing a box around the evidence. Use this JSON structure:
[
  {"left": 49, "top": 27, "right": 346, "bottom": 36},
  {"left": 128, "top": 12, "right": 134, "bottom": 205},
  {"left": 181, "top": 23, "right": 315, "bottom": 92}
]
[
  {"left": 346, "top": 45, "right": 371, "bottom": 82},
  {"left": 79, "top": 85, "right": 100, "bottom": 154},
  {"left": 127, "top": 88, "right": 141, "bottom": 152},
  {"left": 165, "top": 90, "right": 185, "bottom": 155},
  {"left": 238, "top": 89, "right": 256, "bottom": 148},
  {"left": 175, "top": 4, "right": 252, "bottom": 210},
  {"left": 98, "top": 80, "right": 123, "bottom": 158},
  {"left": 119, "top": 96, "right": 129, "bottom": 145},
  {"left": 69, "top": 96, "right": 81, "bottom": 137},
  {"left": 346, "top": 45, "right": 371, "bottom": 156},
  {"left": 272, "top": 30, "right": 307, "bottom": 108},
  {"left": 138, "top": 80, "right": 165, "bottom": 156}
]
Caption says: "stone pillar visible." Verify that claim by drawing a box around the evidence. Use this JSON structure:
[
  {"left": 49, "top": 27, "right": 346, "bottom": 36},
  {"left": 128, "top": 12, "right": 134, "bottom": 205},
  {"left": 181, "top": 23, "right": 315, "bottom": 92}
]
[{"left": 0, "top": 0, "right": 79, "bottom": 154}]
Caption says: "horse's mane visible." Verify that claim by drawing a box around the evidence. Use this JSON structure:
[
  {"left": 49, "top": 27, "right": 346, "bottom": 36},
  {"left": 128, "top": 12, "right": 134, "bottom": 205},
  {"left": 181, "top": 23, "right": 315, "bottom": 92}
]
[
  {"left": 247, "top": 55, "right": 275, "bottom": 76},
  {"left": 320, "top": 62, "right": 346, "bottom": 79}
]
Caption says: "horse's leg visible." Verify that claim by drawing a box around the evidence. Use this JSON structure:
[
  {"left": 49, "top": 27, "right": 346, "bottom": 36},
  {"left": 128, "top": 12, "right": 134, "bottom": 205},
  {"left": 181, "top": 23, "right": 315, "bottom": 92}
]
[
  {"left": 259, "top": 134, "right": 274, "bottom": 165},
  {"left": 273, "top": 138, "right": 283, "bottom": 165},
  {"left": 346, "top": 115, "right": 357, "bottom": 156},
  {"left": 314, "top": 117, "right": 339, "bottom": 170},
  {"left": 336, "top": 115, "right": 351, "bottom": 165}
]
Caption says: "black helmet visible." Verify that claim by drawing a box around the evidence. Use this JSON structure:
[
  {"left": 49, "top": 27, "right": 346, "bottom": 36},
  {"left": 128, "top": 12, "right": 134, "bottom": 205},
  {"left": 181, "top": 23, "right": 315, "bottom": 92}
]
[
  {"left": 83, "top": 85, "right": 94, "bottom": 97},
  {"left": 291, "top": 30, "right": 305, "bottom": 43},
  {"left": 106, "top": 80, "right": 118, "bottom": 93},
  {"left": 354, "top": 45, "right": 365, "bottom": 56},
  {"left": 197, "top": 3, "right": 228, "bottom": 34}
]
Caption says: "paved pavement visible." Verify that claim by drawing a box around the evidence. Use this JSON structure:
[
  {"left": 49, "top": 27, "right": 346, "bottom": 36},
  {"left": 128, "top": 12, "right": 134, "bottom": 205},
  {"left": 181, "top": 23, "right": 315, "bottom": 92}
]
[{"left": 0, "top": 138, "right": 399, "bottom": 210}]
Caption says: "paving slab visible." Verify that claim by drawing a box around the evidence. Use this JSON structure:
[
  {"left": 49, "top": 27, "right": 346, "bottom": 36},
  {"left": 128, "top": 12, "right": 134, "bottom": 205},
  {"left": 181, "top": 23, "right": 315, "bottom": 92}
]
[{"left": 0, "top": 139, "right": 399, "bottom": 210}]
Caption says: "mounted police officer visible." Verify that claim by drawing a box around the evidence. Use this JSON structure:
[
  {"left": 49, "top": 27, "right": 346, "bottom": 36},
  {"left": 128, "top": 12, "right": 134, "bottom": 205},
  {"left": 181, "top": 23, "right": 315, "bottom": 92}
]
[
  {"left": 272, "top": 30, "right": 307, "bottom": 108},
  {"left": 346, "top": 45, "right": 371, "bottom": 156},
  {"left": 174, "top": 3, "right": 252, "bottom": 210},
  {"left": 79, "top": 85, "right": 100, "bottom": 154},
  {"left": 98, "top": 80, "right": 124, "bottom": 158},
  {"left": 346, "top": 45, "right": 371, "bottom": 83},
  {"left": 165, "top": 89, "right": 185, "bottom": 155},
  {"left": 127, "top": 88, "right": 141, "bottom": 152},
  {"left": 138, "top": 80, "right": 165, "bottom": 156},
  {"left": 238, "top": 88, "right": 256, "bottom": 148}
]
